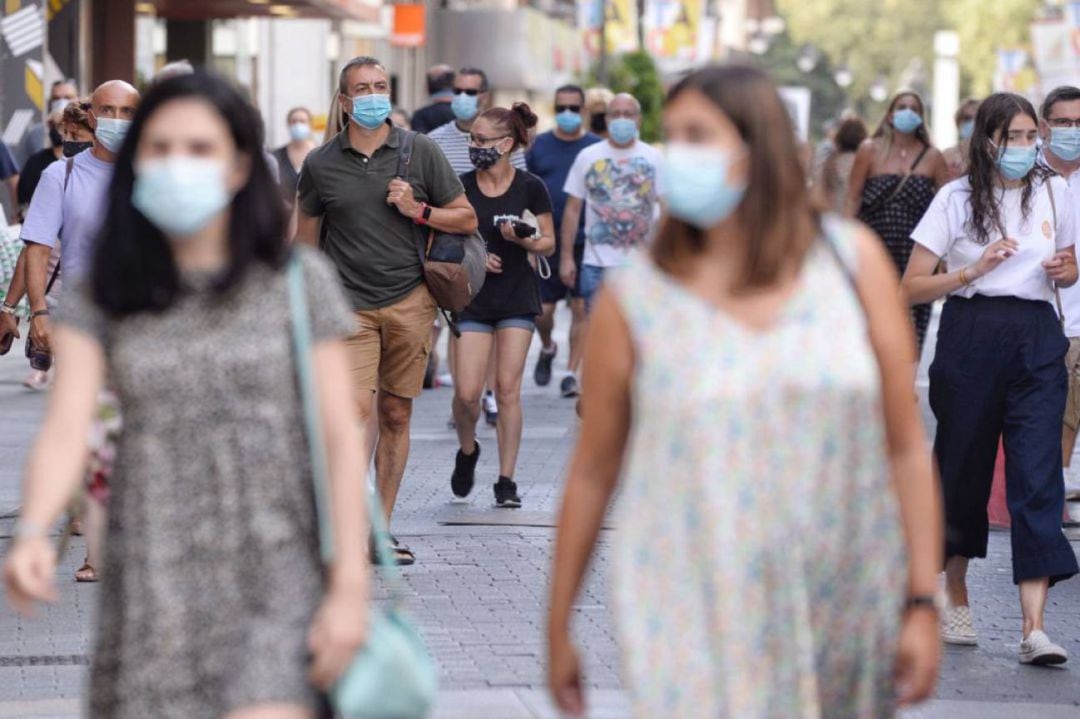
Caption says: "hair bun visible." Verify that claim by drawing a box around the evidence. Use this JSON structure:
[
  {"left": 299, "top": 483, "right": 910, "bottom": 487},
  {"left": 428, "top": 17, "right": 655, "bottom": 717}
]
[{"left": 511, "top": 102, "right": 538, "bottom": 130}]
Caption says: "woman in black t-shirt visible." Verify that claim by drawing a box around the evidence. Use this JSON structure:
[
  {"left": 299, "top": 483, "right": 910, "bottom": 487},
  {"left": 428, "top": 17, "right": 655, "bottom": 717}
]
[{"left": 450, "top": 103, "right": 556, "bottom": 508}]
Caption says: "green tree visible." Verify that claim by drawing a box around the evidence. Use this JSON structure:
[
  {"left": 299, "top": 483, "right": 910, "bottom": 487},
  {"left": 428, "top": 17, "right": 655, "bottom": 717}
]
[
  {"left": 777, "top": 0, "right": 944, "bottom": 104},
  {"left": 753, "top": 30, "right": 849, "bottom": 141},
  {"left": 942, "top": 0, "right": 1041, "bottom": 97}
]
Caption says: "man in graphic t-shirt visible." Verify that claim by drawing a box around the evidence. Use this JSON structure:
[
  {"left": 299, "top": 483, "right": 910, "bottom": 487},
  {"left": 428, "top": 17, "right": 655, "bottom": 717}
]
[{"left": 560, "top": 93, "right": 663, "bottom": 315}]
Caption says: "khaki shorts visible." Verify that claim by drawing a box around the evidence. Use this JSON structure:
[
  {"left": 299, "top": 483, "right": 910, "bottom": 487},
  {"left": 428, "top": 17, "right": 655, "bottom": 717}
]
[
  {"left": 346, "top": 283, "right": 437, "bottom": 399},
  {"left": 1065, "top": 337, "right": 1080, "bottom": 432}
]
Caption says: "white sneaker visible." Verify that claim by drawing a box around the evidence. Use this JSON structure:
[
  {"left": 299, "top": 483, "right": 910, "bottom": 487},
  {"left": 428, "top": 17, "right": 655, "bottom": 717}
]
[
  {"left": 941, "top": 604, "right": 978, "bottom": 646},
  {"left": 1019, "top": 630, "right": 1068, "bottom": 666},
  {"left": 437, "top": 372, "right": 454, "bottom": 388},
  {"left": 1064, "top": 467, "right": 1080, "bottom": 501}
]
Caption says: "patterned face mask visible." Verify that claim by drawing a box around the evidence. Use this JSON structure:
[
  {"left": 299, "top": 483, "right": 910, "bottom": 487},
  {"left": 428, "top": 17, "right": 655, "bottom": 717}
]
[{"left": 468, "top": 145, "right": 503, "bottom": 171}]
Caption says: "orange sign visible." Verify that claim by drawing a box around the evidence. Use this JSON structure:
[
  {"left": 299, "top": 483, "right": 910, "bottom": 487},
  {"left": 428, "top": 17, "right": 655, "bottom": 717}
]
[{"left": 391, "top": 4, "right": 425, "bottom": 48}]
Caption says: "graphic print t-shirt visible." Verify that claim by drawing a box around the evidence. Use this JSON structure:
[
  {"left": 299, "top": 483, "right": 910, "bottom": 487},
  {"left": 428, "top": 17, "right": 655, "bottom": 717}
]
[
  {"left": 460, "top": 169, "right": 553, "bottom": 322},
  {"left": 563, "top": 139, "right": 664, "bottom": 268}
]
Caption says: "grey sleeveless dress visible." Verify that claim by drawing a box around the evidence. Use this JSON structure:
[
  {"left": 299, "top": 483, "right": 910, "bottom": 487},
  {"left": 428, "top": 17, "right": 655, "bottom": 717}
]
[{"left": 57, "top": 247, "right": 356, "bottom": 718}]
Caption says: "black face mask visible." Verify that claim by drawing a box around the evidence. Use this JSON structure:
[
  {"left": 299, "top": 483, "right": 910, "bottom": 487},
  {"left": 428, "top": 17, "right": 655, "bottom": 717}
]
[
  {"left": 590, "top": 114, "right": 607, "bottom": 134},
  {"left": 62, "top": 141, "right": 93, "bottom": 158},
  {"left": 468, "top": 145, "right": 502, "bottom": 171},
  {"left": 48, "top": 126, "right": 63, "bottom": 147}
]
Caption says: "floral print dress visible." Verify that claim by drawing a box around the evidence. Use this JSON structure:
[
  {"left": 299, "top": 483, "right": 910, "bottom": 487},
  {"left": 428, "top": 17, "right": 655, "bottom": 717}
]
[{"left": 605, "top": 221, "right": 907, "bottom": 719}]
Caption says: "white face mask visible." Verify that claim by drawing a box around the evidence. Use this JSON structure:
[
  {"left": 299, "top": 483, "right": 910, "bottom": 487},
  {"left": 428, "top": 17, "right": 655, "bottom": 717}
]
[
  {"left": 50, "top": 98, "right": 72, "bottom": 114},
  {"left": 132, "top": 156, "right": 232, "bottom": 238},
  {"left": 94, "top": 117, "right": 132, "bottom": 153}
]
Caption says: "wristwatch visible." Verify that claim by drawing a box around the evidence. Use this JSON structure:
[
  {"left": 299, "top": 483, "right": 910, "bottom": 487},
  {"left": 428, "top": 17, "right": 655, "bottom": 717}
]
[{"left": 414, "top": 202, "right": 432, "bottom": 226}]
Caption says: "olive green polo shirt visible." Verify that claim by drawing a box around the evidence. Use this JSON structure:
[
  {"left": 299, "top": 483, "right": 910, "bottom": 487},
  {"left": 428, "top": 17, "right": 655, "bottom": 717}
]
[{"left": 298, "top": 124, "right": 464, "bottom": 310}]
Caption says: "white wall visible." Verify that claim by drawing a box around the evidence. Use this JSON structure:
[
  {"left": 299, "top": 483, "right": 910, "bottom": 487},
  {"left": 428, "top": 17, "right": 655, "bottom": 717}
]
[{"left": 256, "top": 18, "right": 336, "bottom": 148}]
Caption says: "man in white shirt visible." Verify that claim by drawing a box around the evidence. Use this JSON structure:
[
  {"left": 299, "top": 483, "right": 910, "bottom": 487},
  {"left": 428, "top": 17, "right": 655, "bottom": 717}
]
[
  {"left": 427, "top": 67, "right": 526, "bottom": 175},
  {"left": 1039, "top": 85, "right": 1080, "bottom": 503},
  {"left": 560, "top": 93, "right": 663, "bottom": 322}
]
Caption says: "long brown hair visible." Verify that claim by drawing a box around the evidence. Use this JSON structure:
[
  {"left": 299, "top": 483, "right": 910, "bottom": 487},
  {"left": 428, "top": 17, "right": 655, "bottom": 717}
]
[{"left": 653, "top": 64, "right": 818, "bottom": 291}]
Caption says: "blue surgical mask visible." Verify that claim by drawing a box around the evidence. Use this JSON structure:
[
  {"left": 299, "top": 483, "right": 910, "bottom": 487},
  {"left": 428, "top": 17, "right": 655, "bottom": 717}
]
[
  {"left": 350, "top": 94, "right": 391, "bottom": 130},
  {"left": 664, "top": 142, "right": 746, "bottom": 229},
  {"left": 892, "top": 108, "right": 923, "bottom": 134},
  {"left": 288, "top": 122, "right": 311, "bottom": 142},
  {"left": 452, "top": 93, "right": 479, "bottom": 122},
  {"left": 1049, "top": 127, "right": 1080, "bottom": 162},
  {"left": 608, "top": 117, "right": 638, "bottom": 145},
  {"left": 994, "top": 143, "right": 1037, "bottom": 181},
  {"left": 133, "top": 156, "right": 232, "bottom": 238},
  {"left": 94, "top": 117, "right": 131, "bottom": 153},
  {"left": 555, "top": 110, "right": 582, "bottom": 134},
  {"left": 959, "top": 120, "right": 974, "bottom": 141}
]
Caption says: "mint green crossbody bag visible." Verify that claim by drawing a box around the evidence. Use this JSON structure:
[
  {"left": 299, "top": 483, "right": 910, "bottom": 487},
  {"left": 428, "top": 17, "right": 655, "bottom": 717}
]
[{"left": 287, "top": 255, "right": 437, "bottom": 719}]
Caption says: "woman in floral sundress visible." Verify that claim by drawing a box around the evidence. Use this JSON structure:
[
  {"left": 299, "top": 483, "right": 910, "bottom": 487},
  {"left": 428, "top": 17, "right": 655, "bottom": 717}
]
[{"left": 548, "top": 65, "right": 944, "bottom": 718}]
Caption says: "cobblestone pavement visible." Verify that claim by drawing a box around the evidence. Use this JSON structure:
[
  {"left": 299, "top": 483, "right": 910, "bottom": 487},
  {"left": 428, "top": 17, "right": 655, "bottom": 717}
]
[{"left": 0, "top": 305, "right": 1078, "bottom": 718}]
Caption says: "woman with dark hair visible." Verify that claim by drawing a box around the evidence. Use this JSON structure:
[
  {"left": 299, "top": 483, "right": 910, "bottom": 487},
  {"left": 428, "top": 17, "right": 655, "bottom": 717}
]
[
  {"left": 548, "top": 65, "right": 942, "bottom": 717},
  {"left": 4, "top": 73, "right": 370, "bottom": 718},
  {"left": 817, "top": 116, "right": 867, "bottom": 212},
  {"left": 903, "top": 92, "right": 1079, "bottom": 664},
  {"left": 449, "top": 103, "right": 556, "bottom": 509},
  {"left": 847, "top": 90, "right": 949, "bottom": 352}
]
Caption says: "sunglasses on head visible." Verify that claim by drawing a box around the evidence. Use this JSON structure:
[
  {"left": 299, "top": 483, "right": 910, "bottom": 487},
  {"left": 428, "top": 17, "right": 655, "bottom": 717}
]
[
  {"left": 555, "top": 104, "right": 582, "bottom": 114},
  {"left": 454, "top": 88, "right": 480, "bottom": 96}
]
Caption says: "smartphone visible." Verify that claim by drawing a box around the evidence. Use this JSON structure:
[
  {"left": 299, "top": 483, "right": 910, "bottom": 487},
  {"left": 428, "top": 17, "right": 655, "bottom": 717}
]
[
  {"left": 25, "top": 335, "right": 53, "bottom": 372},
  {"left": 511, "top": 220, "right": 535, "bottom": 239}
]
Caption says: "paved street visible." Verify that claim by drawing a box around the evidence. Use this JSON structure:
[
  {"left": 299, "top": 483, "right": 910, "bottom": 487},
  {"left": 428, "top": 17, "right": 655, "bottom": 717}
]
[{"left": 1, "top": 305, "right": 1079, "bottom": 718}]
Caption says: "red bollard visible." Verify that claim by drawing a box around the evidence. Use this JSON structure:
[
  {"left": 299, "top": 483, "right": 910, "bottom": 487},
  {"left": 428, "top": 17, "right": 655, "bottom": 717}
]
[{"left": 987, "top": 438, "right": 1071, "bottom": 529}]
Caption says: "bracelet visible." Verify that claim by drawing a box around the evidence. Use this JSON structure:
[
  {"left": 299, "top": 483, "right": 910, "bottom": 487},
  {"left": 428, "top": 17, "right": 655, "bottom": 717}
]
[
  {"left": 905, "top": 594, "right": 939, "bottom": 614},
  {"left": 958, "top": 266, "right": 971, "bottom": 287},
  {"left": 1, "top": 303, "right": 16, "bottom": 315},
  {"left": 13, "top": 519, "right": 47, "bottom": 540},
  {"left": 29, "top": 309, "right": 49, "bottom": 320}
]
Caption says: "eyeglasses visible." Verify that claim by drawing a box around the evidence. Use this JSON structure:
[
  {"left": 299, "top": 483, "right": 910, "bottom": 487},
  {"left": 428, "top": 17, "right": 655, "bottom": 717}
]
[
  {"left": 1048, "top": 118, "right": 1080, "bottom": 129},
  {"left": 468, "top": 134, "right": 510, "bottom": 146},
  {"left": 607, "top": 109, "right": 640, "bottom": 120},
  {"left": 555, "top": 104, "right": 582, "bottom": 114},
  {"left": 454, "top": 88, "right": 481, "bottom": 97}
]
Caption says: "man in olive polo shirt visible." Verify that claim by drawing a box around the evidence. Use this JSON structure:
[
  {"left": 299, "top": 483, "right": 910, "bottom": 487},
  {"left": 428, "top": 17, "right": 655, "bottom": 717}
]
[{"left": 297, "top": 56, "right": 477, "bottom": 563}]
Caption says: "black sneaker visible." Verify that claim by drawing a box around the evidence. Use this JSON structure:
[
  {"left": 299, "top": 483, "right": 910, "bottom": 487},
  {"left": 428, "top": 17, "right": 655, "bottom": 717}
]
[
  {"left": 493, "top": 476, "right": 522, "bottom": 508},
  {"left": 560, "top": 375, "right": 580, "bottom": 398},
  {"left": 451, "top": 441, "right": 481, "bottom": 498},
  {"left": 534, "top": 343, "right": 558, "bottom": 387}
]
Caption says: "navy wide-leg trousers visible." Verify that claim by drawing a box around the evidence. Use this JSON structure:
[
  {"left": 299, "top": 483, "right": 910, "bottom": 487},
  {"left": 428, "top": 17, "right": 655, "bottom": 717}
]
[{"left": 929, "top": 294, "right": 1079, "bottom": 585}]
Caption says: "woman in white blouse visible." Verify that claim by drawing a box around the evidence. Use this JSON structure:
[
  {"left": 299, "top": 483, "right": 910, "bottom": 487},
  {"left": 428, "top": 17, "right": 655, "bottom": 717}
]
[{"left": 902, "top": 92, "right": 1079, "bottom": 665}]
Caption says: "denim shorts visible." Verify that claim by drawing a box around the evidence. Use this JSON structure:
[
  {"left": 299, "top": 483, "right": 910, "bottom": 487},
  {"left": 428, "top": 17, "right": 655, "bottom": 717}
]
[
  {"left": 457, "top": 314, "right": 536, "bottom": 334},
  {"left": 578, "top": 264, "right": 608, "bottom": 314}
]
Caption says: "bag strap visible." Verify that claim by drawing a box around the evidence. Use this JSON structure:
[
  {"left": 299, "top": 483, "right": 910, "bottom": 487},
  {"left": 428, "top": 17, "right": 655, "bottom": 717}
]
[
  {"left": 861, "top": 144, "right": 930, "bottom": 217},
  {"left": 821, "top": 218, "right": 864, "bottom": 317},
  {"left": 47, "top": 157, "right": 75, "bottom": 293},
  {"left": 1047, "top": 178, "right": 1065, "bottom": 325},
  {"left": 286, "top": 255, "right": 408, "bottom": 599}
]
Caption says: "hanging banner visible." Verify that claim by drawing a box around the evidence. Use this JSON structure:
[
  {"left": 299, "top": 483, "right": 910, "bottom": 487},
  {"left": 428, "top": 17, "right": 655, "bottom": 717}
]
[
  {"left": 390, "top": 4, "right": 425, "bottom": 48},
  {"left": 580, "top": 0, "right": 639, "bottom": 58},
  {"left": 644, "top": 0, "right": 700, "bottom": 62},
  {"left": 1029, "top": 20, "right": 1077, "bottom": 94}
]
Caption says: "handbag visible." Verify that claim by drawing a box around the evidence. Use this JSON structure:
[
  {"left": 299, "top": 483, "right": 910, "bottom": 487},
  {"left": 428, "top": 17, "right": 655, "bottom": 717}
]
[
  {"left": 396, "top": 131, "right": 487, "bottom": 324},
  {"left": 287, "top": 256, "right": 437, "bottom": 719}
]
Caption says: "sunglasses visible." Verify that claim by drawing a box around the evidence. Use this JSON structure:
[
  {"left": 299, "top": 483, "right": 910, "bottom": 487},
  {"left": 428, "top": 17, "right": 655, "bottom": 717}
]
[
  {"left": 454, "top": 88, "right": 481, "bottom": 97},
  {"left": 555, "top": 104, "right": 582, "bottom": 114}
]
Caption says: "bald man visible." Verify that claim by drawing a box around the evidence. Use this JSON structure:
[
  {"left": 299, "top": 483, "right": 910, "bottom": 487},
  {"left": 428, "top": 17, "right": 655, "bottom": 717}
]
[
  {"left": 410, "top": 63, "right": 457, "bottom": 134},
  {"left": 560, "top": 92, "right": 664, "bottom": 332},
  {"left": 18, "top": 80, "right": 140, "bottom": 353}
]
